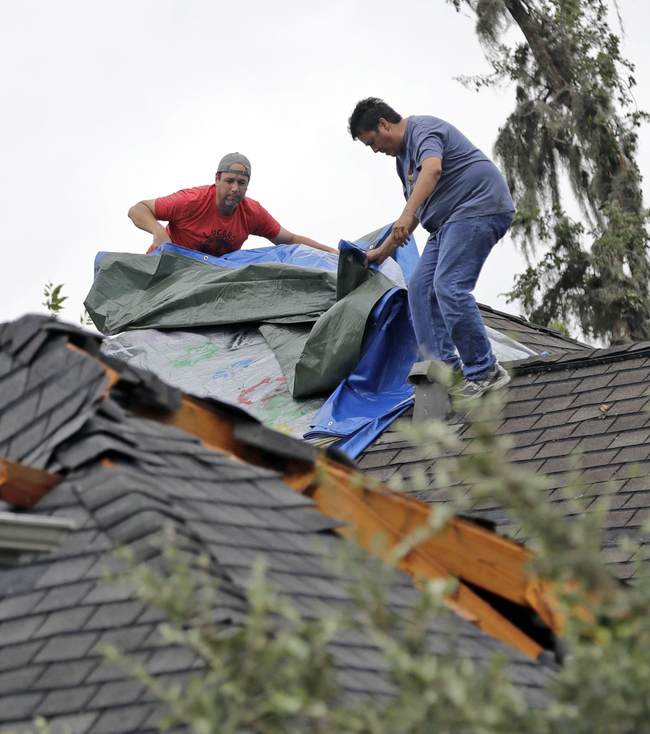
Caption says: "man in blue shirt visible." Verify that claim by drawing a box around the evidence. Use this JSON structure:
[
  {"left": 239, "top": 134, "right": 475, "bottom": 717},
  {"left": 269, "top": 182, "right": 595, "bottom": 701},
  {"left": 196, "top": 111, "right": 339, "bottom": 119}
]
[{"left": 348, "top": 97, "right": 515, "bottom": 399}]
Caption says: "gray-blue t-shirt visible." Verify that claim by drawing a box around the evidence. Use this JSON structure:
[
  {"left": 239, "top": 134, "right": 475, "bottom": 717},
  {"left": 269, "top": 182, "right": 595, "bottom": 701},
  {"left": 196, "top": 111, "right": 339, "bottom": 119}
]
[{"left": 396, "top": 116, "right": 514, "bottom": 233}]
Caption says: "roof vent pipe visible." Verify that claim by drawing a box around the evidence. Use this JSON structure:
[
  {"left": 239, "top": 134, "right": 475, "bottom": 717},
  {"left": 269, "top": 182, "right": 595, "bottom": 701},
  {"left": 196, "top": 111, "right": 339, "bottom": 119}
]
[{"left": 408, "top": 360, "right": 452, "bottom": 423}]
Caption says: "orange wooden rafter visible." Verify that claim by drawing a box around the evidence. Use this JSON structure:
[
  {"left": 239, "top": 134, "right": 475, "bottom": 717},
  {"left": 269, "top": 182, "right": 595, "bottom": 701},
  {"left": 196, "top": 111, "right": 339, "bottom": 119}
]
[
  {"left": 0, "top": 458, "right": 62, "bottom": 508},
  {"left": 314, "top": 458, "right": 558, "bottom": 630},
  {"left": 308, "top": 464, "right": 544, "bottom": 657}
]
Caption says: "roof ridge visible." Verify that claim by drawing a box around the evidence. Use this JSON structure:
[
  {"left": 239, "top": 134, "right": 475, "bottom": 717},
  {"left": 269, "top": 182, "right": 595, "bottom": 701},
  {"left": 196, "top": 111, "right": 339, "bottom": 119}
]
[
  {"left": 477, "top": 303, "right": 590, "bottom": 348},
  {"left": 506, "top": 341, "right": 650, "bottom": 374}
]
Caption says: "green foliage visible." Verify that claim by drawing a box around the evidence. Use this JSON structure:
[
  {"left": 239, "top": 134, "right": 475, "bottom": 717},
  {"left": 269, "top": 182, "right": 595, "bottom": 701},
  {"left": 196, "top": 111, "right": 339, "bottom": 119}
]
[
  {"left": 546, "top": 320, "right": 571, "bottom": 337},
  {"left": 102, "top": 534, "right": 541, "bottom": 734},
  {"left": 0, "top": 717, "right": 49, "bottom": 734},
  {"left": 104, "top": 543, "right": 342, "bottom": 734},
  {"left": 396, "top": 385, "right": 650, "bottom": 733},
  {"left": 449, "top": 0, "right": 650, "bottom": 343},
  {"left": 42, "top": 282, "right": 67, "bottom": 317}
]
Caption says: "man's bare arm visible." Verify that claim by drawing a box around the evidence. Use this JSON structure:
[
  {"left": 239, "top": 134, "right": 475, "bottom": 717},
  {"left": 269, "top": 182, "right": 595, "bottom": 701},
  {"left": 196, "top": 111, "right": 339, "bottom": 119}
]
[
  {"left": 127, "top": 199, "right": 171, "bottom": 246},
  {"left": 271, "top": 227, "right": 338, "bottom": 255},
  {"left": 366, "top": 231, "right": 399, "bottom": 265}
]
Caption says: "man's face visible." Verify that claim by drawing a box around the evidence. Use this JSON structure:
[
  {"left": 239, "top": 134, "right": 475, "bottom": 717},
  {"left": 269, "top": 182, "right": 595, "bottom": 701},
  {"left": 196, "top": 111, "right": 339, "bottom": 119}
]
[
  {"left": 358, "top": 118, "right": 402, "bottom": 157},
  {"left": 215, "top": 164, "right": 250, "bottom": 212}
]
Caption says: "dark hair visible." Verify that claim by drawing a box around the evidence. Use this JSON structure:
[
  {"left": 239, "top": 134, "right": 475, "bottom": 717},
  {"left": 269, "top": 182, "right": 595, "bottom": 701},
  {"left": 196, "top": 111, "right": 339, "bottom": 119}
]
[{"left": 348, "top": 97, "right": 402, "bottom": 139}]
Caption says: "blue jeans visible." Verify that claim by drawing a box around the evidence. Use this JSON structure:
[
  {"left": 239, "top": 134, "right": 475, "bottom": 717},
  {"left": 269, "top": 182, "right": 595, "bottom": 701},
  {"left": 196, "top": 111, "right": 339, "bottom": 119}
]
[{"left": 408, "top": 212, "right": 513, "bottom": 380}]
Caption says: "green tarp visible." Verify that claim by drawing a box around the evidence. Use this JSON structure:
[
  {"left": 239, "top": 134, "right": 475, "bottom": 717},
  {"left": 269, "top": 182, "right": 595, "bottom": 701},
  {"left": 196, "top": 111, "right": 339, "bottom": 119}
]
[{"left": 86, "top": 250, "right": 395, "bottom": 399}]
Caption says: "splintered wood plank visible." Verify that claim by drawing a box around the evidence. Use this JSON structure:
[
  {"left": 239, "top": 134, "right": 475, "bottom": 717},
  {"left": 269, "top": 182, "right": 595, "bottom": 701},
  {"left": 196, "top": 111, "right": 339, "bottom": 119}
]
[{"left": 0, "top": 458, "right": 62, "bottom": 507}]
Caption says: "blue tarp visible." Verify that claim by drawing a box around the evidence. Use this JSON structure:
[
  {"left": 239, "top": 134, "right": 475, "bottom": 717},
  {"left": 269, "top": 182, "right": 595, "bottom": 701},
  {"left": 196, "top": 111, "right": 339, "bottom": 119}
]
[
  {"left": 150, "top": 242, "right": 340, "bottom": 272},
  {"left": 301, "top": 235, "right": 419, "bottom": 455},
  {"left": 93, "top": 241, "right": 340, "bottom": 277},
  {"left": 305, "top": 286, "right": 416, "bottom": 455}
]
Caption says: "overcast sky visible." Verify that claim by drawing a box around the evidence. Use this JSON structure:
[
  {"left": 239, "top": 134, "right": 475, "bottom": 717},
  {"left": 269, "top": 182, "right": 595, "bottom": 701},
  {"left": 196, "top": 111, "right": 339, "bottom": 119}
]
[{"left": 2, "top": 0, "right": 649, "bottom": 326}]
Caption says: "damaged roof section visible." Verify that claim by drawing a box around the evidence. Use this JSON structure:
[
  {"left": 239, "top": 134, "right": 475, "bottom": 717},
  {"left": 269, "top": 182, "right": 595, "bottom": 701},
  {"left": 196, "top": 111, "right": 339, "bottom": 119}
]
[{"left": 0, "top": 314, "right": 555, "bottom": 732}]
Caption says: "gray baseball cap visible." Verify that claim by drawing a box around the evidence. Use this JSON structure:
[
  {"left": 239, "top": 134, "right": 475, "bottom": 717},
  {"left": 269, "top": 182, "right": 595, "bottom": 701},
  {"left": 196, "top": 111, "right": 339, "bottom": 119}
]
[{"left": 217, "top": 152, "right": 251, "bottom": 178}]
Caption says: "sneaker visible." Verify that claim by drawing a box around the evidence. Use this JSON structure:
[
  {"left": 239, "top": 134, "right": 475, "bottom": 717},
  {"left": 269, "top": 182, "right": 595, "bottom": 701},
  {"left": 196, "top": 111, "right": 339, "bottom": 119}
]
[{"left": 449, "top": 363, "right": 511, "bottom": 400}]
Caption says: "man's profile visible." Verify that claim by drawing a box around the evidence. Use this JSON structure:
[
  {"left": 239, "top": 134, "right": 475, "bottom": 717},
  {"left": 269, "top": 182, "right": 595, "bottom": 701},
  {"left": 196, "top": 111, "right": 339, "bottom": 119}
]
[{"left": 349, "top": 97, "right": 514, "bottom": 399}]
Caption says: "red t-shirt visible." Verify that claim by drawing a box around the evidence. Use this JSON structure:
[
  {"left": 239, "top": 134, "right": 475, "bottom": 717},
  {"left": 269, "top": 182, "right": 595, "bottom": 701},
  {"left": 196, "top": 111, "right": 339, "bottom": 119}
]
[{"left": 148, "top": 184, "right": 282, "bottom": 256}]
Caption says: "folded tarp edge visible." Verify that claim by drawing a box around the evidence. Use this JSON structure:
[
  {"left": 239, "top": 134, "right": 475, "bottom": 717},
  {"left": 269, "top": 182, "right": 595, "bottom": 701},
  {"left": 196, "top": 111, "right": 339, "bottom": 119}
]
[{"left": 85, "top": 251, "right": 337, "bottom": 336}]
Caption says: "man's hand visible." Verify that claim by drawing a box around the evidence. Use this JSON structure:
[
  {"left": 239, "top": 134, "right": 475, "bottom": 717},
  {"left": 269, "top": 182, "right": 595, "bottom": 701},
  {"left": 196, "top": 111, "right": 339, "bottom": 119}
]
[
  {"left": 390, "top": 157, "right": 441, "bottom": 246},
  {"left": 367, "top": 233, "right": 397, "bottom": 265},
  {"left": 392, "top": 210, "right": 417, "bottom": 246},
  {"left": 366, "top": 247, "right": 387, "bottom": 264},
  {"left": 152, "top": 228, "right": 171, "bottom": 247},
  {"left": 128, "top": 200, "right": 171, "bottom": 248}
]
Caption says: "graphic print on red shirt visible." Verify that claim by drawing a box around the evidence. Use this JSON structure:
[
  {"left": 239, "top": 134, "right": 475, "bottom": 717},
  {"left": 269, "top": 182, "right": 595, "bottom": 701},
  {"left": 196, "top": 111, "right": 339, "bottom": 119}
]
[{"left": 149, "top": 185, "right": 281, "bottom": 256}]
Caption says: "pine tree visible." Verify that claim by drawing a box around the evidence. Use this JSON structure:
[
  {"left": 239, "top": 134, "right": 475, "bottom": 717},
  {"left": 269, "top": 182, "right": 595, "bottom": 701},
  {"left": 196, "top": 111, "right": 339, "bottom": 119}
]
[{"left": 449, "top": 0, "right": 650, "bottom": 343}]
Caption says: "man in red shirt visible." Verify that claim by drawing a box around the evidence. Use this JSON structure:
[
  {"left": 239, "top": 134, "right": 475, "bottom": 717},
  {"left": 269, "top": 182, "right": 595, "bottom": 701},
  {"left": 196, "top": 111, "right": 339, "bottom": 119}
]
[{"left": 128, "top": 153, "right": 336, "bottom": 256}]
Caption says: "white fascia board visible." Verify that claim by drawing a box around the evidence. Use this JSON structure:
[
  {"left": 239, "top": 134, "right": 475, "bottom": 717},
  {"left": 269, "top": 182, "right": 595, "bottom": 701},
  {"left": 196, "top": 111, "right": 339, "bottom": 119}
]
[{"left": 0, "top": 511, "right": 77, "bottom": 553}]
